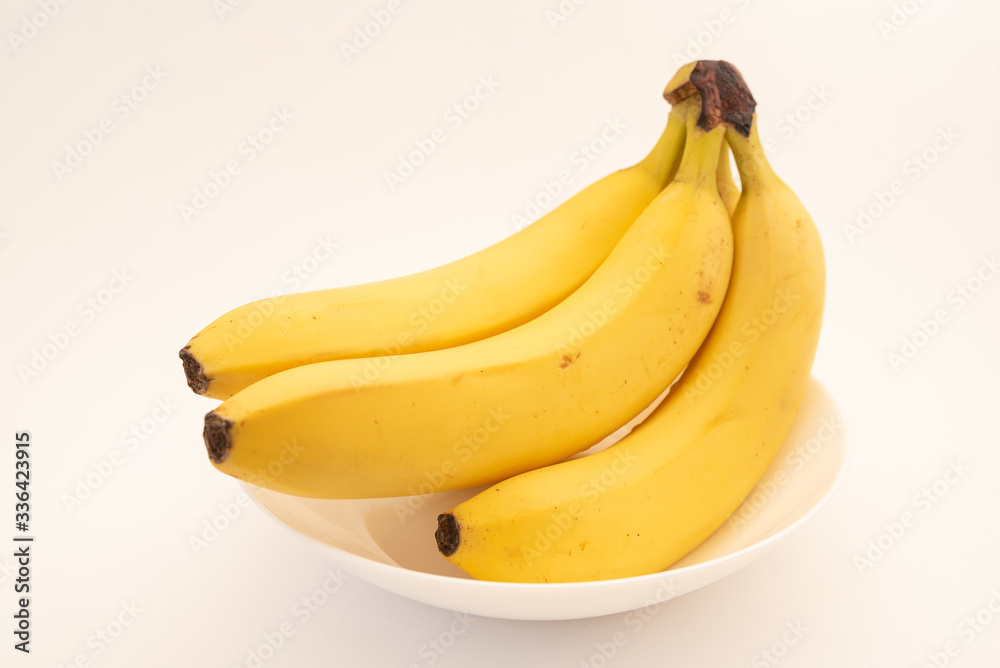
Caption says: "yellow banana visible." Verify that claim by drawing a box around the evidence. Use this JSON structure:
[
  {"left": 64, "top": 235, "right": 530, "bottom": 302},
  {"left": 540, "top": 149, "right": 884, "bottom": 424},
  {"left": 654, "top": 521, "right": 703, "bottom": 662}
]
[
  {"left": 180, "top": 108, "right": 690, "bottom": 400},
  {"left": 202, "top": 99, "right": 733, "bottom": 499},
  {"left": 717, "top": 141, "right": 740, "bottom": 214},
  {"left": 435, "top": 61, "right": 826, "bottom": 583}
]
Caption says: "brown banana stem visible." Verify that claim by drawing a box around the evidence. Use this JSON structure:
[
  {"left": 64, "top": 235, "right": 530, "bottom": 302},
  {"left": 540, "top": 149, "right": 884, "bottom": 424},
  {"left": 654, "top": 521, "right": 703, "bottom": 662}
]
[{"left": 663, "top": 60, "right": 757, "bottom": 137}]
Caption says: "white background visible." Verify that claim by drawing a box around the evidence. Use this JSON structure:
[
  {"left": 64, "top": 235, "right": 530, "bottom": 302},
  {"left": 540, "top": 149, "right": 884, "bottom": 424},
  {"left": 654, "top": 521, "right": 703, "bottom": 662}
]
[{"left": 2, "top": 0, "right": 999, "bottom": 666}]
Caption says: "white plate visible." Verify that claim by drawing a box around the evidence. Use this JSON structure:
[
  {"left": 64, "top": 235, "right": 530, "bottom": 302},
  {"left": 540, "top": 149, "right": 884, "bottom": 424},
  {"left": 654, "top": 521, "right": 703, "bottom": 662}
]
[{"left": 243, "top": 376, "right": 848, "bottom": 621}]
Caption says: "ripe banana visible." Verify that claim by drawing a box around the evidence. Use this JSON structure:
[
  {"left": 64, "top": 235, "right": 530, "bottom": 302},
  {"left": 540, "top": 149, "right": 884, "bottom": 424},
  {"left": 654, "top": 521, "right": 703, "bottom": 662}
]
[
  {"left": 202, "top": 98, "right": 733, "bottom": 499},
  {"left": 180, "top": 107, "right": 690, "bottom": 400},
  {"left": 716, "top": 141, "right": 740, "bottom": 214},
  {"left": 435, "top": 61, "right": 826, "bottom": 583}
]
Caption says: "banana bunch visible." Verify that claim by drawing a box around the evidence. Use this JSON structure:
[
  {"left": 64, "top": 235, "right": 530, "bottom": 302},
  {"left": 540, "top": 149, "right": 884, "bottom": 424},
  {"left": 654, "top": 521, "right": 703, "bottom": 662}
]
[{"left": 181, "top": 60, "right": 825, "bottom": 584}]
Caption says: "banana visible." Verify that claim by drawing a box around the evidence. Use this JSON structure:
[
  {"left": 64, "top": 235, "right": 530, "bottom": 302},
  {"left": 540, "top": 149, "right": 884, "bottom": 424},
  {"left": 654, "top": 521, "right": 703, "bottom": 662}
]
[
  {"left": 202, "top": 98, "right": 733, "bottom": 499},
  {"left": 180, "top": 107, "right": 690, "bottom": 400},
  {"left": 435, "top": 61, "right": 826, "bottom": 583},
  {"left": 716, "top": 141, "right": 740, "bottom": 214}
]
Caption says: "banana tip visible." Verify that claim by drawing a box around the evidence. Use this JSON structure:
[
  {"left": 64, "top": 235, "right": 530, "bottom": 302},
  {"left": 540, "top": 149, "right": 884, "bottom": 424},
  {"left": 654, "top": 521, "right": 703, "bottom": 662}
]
[
  {"left": 203, "top": 413, "right": 232, "bottom": 464},
  {"left": 435, "top": 513, "right": 460, "bottom": 557},
  {"left": 179, "top": 345, "right": 209, "bottom": 395}
]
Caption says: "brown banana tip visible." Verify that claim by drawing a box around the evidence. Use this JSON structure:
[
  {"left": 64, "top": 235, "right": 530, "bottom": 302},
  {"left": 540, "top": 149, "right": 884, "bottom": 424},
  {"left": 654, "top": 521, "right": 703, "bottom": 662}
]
[
  {"left": 179, "top": 345, "right": 209, "bottom": 395},
  {"left": 664, "top": 60, "right": 757, "bottom": 137},
  {"left": 203, "top": 413, "right": 232, "bottom": 464},
  {"left": 435, "top": 513, "right": 460, "bottom": 557}
]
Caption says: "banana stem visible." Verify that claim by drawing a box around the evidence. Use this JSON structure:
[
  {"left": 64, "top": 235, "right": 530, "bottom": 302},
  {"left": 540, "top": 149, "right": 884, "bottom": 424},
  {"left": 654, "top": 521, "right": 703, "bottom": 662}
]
[
  {"left": 663, "top": 60, "right": 756, "bottom": 137},
  {"left": 673, "top": 115, "right": 724, "bottom": 186},
  {"left": 725, "top": 120, "right": 774, "bottom": 187},
  {"left": 637, "top": 106, "right": 687, "bottom": 185},
  {"left": 716, "top": 140, "right": 741, "bottom": 215},
  {"left": 663, "top": 60, "right": 765, "bottom": 189}
]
